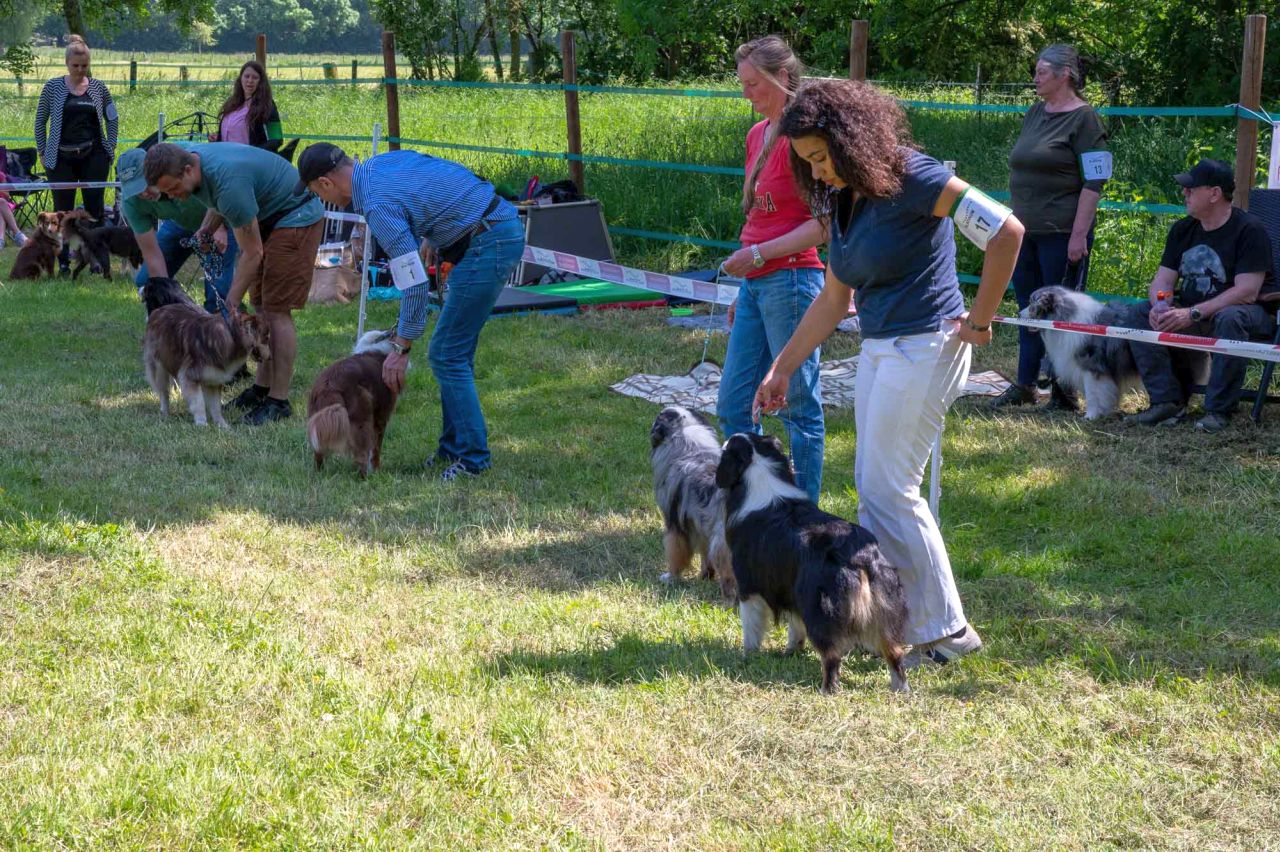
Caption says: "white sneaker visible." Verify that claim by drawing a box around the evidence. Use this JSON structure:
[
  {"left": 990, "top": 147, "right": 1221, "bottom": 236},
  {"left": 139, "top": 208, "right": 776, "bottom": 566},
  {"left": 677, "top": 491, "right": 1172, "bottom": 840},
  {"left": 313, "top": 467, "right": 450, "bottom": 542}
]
[{"left": 902, "top": 624, "right": 983, "bottom": 670}]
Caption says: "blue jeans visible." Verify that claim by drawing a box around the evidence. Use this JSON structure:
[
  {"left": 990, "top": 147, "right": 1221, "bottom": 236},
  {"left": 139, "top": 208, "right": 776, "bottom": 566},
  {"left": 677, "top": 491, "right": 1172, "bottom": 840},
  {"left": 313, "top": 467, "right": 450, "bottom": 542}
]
[
  {"left": 1011, "top": 231, "right": 1092, "bottom": 386},
  {"left": 1121, "top": 301, "right": 1277, "bottom": 414},
  {"left": 135, "top": 219, "right": 240, "bottom": 313},
  {"left": 428, "top": 217, "right": 525, "bottom": 472},
  {"left": 716, "top": 266, "right": 825, "bottom": 501}
]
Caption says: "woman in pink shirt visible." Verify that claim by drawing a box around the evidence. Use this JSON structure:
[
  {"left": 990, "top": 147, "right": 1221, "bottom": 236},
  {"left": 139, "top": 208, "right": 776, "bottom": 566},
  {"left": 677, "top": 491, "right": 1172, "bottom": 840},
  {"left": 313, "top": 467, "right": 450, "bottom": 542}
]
[
  {"left": 716, "top": 35, "right": 828, "bottom": 501},
  {"left": 211, "top": 61, "right": 283, "bottom": 152}
]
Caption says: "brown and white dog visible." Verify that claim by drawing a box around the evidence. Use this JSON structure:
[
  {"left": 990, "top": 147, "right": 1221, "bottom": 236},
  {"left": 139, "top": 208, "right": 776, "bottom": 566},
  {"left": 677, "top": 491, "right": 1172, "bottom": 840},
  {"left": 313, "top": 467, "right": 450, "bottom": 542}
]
[
  {"left": 306, "top": 330, "right": 400, "bottom": 477},
  {"left": 7, "top": 211, "right": 62, "bottom": 280},
  {"left": 143, "top": 304, "right": 271, "bottom": 428},
  {"left": 649, "top": 406, "right": 735, "bottom": 600}
]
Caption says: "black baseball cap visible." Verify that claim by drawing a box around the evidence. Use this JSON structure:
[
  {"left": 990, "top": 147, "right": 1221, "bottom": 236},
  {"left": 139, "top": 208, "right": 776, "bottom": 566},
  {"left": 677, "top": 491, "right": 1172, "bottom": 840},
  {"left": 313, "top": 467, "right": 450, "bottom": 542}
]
[
  {"left": 1173, "top": 158, "right": 1234, "bottom": 196},
  {"left": 293, "top": 142, "right": 348, "bottom": 194}
]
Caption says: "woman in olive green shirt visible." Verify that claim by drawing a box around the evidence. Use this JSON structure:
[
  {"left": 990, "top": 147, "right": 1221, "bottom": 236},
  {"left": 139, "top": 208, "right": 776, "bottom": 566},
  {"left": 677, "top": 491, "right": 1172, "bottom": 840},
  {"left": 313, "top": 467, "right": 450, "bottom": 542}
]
[{"left": 991, "top": 44, "right": 1110, "bottom": 409}]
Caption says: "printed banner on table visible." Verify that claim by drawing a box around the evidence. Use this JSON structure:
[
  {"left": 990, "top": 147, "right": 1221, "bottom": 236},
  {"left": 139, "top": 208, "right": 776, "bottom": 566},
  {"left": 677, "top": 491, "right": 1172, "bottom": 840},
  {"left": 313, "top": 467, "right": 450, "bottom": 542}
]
[{"left": 524, "top": 246, "right": 740, "bottom": 305}]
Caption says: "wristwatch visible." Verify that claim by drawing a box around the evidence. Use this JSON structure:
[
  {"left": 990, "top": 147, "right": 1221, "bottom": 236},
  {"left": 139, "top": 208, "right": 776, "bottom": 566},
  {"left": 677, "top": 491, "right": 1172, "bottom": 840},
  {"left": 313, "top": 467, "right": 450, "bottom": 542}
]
[
  {"left": 964, "top": 317, "right": 991, "bottom": 332},
  {"left": 1189, "top": 306, "right": 1203, "bottom": 322},
  {"left": 389, "top": 338, "right": 412, "bottom": 355},
  {"left": 750, "top": 244, "right": 765, "bottom": 268}
]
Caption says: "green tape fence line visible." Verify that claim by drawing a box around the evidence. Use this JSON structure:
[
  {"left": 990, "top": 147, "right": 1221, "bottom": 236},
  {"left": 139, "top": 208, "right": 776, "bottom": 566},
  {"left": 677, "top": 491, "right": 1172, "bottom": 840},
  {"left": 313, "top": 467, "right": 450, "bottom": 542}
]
[{"left": 607, "top": 227, "right": 739, "bottom": 250}]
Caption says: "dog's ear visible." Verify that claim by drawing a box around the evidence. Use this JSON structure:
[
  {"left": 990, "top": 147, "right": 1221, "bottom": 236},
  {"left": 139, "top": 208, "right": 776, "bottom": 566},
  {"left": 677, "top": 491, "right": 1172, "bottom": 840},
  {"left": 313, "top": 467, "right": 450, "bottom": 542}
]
[
  {"left": 650, "top": 412, "right": 672, "bottom": 449},
  {"left": 715, "top": 436, "right": 751, "bottom": 488}
]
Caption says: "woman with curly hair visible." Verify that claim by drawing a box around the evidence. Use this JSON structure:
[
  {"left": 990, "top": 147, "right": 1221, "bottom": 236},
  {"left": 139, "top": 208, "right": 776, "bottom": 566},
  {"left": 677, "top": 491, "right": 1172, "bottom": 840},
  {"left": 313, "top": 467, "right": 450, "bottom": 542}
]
[
  {"left": 716, "top": 35, "right": 828, "bottom": 501},
  {"left": 755, "top": 78, "right": 1025, "bottom": 668},
  {"left": 211, "top": 61, "right": 283, "bottom": 151}
]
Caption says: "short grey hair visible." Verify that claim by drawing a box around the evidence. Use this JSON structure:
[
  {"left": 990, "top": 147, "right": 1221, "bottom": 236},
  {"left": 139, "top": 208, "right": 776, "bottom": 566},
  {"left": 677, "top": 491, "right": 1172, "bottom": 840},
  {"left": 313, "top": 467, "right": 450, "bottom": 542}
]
[{"left": 1037, "top": 44, "right": 1084, "bottom": 93}]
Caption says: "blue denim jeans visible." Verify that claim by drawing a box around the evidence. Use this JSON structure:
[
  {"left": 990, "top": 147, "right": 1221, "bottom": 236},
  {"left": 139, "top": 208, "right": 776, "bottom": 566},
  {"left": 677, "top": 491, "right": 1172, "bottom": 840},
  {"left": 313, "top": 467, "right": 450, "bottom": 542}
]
[
  {"left": 428, "top": 217, "right": 525, "bottom": 472},
  {"left": 716, "top": 266, "right": 825, "bottom": 501},
  {"left": 1011, "top": 231, "right": 1092, "bottom": 386},
  {"left": 135, "top": 219, "right": 240, "bottom": 313}
]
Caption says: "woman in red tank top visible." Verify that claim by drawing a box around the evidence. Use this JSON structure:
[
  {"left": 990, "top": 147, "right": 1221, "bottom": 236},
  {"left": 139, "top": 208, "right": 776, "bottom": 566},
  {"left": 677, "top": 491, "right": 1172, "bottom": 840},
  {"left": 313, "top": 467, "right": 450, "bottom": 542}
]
[{"left": 715, "top": 35, "right": 829, "bottom": 502}]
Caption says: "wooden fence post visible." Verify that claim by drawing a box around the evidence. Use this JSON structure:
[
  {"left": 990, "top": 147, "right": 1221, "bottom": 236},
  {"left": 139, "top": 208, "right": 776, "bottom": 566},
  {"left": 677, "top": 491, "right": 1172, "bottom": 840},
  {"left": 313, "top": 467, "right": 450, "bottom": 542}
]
[
  {"left": 382, "top": 31, "right": 401, "bottom": 151},
  {"left": 562, "top": 30, "right": 585, "bottom": 192},
  {"left": 256, "top": 33, "right": 267, "bottom": 69},
  {"left": 351, "top": 59, "right": 358, "bottom": 85},
  {"left": 179, "top": 65, "right": 189, "bottom": 84},
  {"left": 129, "top": 59, "right": 137, "bottom": 93},
  {"left": 1233, "top": 13, "right": 1266, "bottom": 210},
  {"left": 849, "top": 19, "right": 868, "bottom": 80}
]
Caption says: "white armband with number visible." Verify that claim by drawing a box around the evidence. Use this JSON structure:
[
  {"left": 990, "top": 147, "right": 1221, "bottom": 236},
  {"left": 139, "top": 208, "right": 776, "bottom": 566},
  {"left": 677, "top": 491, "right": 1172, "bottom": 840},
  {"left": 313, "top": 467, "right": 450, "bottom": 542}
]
[
  {"left": 951, "top": 187, "right": 1012, "bottom": 251},
  {"left": 1080, "top": 150, "right": 1113, "bottom": 181},
  {"left": 389, "top": 250, "right": 429, "bottom": 291}
]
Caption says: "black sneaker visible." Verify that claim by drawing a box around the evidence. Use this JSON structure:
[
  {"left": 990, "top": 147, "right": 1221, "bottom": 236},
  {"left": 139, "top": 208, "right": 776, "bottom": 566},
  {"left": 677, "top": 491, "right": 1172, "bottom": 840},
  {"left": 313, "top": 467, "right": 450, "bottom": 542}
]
[
  {"left": 242, "top": 397, "right": 292, "bottom": 426},
  {"left": 988, "top": 383, "right": 1036, "bottom": 409},
  {"left": 229, "top": 384, "right": 269, "bottom": 411}
]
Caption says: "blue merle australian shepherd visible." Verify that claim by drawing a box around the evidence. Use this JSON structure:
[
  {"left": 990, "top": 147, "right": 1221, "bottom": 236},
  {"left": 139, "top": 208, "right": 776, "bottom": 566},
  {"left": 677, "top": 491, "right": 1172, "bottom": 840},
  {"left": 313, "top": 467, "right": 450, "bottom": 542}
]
[{"left": 715, "top": 433, "right": 911, "bottom": 693}]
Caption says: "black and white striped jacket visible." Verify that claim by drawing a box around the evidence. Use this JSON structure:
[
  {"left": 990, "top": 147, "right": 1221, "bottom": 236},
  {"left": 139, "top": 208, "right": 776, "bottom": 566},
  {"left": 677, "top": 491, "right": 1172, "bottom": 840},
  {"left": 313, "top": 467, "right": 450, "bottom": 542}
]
[{"left": 34, "top": 76, "right": 119, "bottom": 171}]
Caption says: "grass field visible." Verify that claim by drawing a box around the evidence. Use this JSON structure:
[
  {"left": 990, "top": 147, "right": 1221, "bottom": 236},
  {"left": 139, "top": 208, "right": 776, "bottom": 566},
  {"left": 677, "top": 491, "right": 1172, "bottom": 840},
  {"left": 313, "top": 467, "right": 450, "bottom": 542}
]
[
  {"left": 2, "top": 243, "right": 1279, "bottom": 846},
  {"left": 1, "top": 51, "right": 1260, "bottom": 295}
]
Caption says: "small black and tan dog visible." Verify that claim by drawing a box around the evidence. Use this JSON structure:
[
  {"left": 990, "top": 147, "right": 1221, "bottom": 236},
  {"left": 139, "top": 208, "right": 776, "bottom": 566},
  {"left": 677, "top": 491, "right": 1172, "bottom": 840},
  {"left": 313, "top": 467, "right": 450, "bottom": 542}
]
[
  {"left": 715, "top": 433, "right": 911, "bottom": 694},
  {"left": 61, "top": 208, "right": 142, "bottom": 280}
]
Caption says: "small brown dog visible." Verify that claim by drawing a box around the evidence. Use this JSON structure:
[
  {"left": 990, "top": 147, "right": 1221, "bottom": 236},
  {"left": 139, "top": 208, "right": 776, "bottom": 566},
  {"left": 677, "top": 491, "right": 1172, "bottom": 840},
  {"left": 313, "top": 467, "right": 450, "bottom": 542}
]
[
  {"left": 8, "top": 211, "right": 62, "bottom": 280},
  {"left": 143, "top": 304, "right": 271, "bottom": 428},
  {"left": 306, "top": 330, "right": 399, "bottom": 477}
]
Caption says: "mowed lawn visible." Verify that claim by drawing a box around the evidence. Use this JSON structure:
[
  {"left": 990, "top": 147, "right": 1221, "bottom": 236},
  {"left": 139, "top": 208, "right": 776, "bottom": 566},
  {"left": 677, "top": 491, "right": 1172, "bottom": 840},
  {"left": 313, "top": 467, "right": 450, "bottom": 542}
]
[{"left": 1, "top": 257, "right": 1279, "bottom": 848}]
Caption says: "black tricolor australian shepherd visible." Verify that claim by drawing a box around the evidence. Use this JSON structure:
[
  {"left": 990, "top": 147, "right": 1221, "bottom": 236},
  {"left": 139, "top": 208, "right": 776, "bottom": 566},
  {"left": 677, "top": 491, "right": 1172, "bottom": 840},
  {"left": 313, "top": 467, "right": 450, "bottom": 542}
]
[{"left": 715, "top": 433, "right": 911, "bottom": 693}]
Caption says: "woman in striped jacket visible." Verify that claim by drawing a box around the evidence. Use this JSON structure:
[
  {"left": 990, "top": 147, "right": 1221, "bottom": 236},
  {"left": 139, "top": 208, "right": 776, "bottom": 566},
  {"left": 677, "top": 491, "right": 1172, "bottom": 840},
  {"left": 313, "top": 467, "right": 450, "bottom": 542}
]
[{"left": 34, "top": 35, "right": 119, "bottom": 275}]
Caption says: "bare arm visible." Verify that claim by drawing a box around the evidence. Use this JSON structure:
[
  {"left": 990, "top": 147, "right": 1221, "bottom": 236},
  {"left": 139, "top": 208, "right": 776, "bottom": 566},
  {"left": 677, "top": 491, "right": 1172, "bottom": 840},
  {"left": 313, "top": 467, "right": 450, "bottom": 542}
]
[
  {"left": 225, "top": 221, "right": 263, "bottom": 309},
  {"left": 135, "top": 228, "right": 168, "bottom": 278},
  {"left": 1068, "top": 188, "right": 1100, "bottom": 262},
  {"left": 1194, "top": 272, "right": 1265, "bottom": 319},
  {"left": 931, "top": 175, "right": 1025, "bottom": 341},
  {"left": 724, "top": 218, "right": 828, "bottom": 277}
]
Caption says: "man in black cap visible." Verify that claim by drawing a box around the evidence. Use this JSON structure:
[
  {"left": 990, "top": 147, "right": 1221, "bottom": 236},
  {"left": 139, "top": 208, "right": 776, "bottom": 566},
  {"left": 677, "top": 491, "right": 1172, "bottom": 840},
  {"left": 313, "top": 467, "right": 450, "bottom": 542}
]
[
  {"left": 1123, "top": 158, "right": 1277, "bottom": 432},
  {"left": 295, "top": 142, "right": 523, "bottom": 481}
]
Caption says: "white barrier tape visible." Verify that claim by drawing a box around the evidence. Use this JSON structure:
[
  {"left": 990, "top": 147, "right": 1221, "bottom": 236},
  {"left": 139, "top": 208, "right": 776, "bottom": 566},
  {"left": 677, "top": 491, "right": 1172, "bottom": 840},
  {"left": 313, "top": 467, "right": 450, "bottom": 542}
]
[
  {"left": 994, "top": 314, "right": 1280, "bottom": 364},
  {"left": 523, "top": 245, "right": 740, "bottom": 305},
  {"left": 2, "top": 180, "right": 120, "bottom": 191}
]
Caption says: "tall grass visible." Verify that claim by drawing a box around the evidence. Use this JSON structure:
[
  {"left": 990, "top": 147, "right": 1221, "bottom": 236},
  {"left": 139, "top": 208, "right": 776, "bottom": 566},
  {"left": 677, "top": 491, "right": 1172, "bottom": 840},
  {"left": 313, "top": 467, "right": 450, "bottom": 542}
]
[{"left": 0, "top": 54, "right": 1255, "bottom": 294}]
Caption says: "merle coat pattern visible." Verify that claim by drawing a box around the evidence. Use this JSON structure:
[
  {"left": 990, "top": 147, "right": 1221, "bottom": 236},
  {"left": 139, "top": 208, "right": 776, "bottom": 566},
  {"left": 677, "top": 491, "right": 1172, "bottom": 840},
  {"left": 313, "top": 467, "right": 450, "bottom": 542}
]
[
  {"left": 716, "top": 433, "right": 910, "bottom": 693},
  {"left": 649, "top": 406, "right": 735, "bottom": 599}
]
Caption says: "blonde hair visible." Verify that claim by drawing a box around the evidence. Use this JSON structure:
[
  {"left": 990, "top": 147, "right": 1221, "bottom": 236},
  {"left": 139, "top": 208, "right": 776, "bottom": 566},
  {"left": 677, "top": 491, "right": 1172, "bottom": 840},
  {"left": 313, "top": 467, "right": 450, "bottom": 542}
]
[
  {"left": 736, "top": 35, "right": 804, "bottom": 217},
  {"left": 65, "top": 34, "right": 90, "bottom": 62}
]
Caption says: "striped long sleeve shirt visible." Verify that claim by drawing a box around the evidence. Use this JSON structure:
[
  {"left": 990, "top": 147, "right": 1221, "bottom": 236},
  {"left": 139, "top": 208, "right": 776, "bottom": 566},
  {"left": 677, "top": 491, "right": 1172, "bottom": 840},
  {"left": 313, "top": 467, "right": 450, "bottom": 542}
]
[
  {"left": 34, "top": 76, "right": 119, "bottom": 171},
  {"left": 351, "top": 150, "right": 517, "bottom": 340}
]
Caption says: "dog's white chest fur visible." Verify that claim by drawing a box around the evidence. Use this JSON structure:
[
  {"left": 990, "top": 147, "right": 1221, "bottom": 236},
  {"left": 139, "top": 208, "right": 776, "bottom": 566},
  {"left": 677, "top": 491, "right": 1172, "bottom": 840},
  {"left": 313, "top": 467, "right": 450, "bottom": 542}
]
[{"left": 732, "top": 456, "right": 807, "bottom": 522}]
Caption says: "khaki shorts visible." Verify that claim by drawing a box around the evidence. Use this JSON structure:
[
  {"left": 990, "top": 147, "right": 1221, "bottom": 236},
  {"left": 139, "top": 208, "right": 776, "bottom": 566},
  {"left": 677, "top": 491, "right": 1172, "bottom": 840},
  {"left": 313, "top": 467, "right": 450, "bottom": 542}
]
[{"left": 249, "top": 220, "right": 324, "bottom": 314}]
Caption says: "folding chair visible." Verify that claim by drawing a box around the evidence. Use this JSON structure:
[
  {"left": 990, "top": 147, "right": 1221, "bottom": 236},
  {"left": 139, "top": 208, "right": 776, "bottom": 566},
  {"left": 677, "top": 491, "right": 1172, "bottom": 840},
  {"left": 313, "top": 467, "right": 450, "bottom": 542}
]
[
  {"left": 1247, "top": 188, "right": 1280, "bottom": 423},
  {"left": 3, "top": 146, "right": 50, "bottom": 230},
  {"left": 137, "top": 111, "right": 220, "bottom": 150}
]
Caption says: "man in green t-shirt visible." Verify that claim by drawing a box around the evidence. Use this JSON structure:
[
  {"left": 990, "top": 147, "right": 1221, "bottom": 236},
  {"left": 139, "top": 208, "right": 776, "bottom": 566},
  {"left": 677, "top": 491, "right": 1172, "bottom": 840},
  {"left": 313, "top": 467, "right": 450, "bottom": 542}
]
[
  {"left": 143, "top": 141, "right": 325, "bottom": 426},
  {"left": 117, "top": 146, "right": 239, "bottom": 314}
]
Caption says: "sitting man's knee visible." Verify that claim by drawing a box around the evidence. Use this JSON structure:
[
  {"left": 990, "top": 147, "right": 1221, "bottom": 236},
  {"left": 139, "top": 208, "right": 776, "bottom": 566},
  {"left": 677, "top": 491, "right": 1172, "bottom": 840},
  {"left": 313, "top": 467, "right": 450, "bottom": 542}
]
[{"left": 1211, "top": 304, "right": 1252, "bottom": 337}]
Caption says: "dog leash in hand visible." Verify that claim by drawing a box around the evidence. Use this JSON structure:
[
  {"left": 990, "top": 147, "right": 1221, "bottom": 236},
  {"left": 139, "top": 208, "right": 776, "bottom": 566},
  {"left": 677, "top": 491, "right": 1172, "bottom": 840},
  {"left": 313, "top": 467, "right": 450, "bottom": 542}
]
[{"left": 179, "top": 233, "right": 225, "bottom": 284}]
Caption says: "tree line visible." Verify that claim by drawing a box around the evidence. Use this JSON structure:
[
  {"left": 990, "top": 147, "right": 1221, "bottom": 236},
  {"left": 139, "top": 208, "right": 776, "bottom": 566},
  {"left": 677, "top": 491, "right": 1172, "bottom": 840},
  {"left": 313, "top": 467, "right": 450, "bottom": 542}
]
[{"left": 1, "top": 0, "right": 1276, "bottom": 106}]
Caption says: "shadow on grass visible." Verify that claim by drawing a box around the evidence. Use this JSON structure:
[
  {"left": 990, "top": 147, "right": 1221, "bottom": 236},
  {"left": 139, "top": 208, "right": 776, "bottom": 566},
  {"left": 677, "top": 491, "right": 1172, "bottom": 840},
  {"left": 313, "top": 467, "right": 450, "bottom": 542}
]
[{"left": 487, "top": 631, "right": 903, "bottom": 691}]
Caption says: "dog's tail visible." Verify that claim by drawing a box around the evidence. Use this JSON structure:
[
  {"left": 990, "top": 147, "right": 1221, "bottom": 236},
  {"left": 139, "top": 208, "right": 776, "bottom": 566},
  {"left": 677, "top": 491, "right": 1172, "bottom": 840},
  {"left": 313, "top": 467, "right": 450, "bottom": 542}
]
[{"left": 307, "top": 403, "right": 350, "bottom": 470}]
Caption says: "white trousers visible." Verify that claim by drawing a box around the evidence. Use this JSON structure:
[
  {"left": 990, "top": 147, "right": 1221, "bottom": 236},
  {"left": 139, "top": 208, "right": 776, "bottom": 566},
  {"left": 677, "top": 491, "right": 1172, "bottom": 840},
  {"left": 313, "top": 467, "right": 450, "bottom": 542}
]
[{"left": 854, "top": 325, "right": 971, "bottom": 646}]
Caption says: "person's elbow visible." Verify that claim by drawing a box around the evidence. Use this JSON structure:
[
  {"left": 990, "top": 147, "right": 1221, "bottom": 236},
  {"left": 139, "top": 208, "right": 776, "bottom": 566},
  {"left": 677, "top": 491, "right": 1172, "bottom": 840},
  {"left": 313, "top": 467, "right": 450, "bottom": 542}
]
[{"left": 988, "top": 215, "right": 1025, "bottom": 256}]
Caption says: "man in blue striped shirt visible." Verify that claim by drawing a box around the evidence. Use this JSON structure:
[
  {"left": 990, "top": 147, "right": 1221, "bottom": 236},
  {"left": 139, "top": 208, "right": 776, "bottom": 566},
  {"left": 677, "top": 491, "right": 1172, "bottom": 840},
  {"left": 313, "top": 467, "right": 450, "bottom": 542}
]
[{"left": 297, "top": 143, "right": 524, "bottom": 482}]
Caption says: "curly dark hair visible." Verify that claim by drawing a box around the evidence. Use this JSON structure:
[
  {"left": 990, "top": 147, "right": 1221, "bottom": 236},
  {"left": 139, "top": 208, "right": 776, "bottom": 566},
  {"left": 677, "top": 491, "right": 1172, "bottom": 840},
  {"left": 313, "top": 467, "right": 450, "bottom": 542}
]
[{"left": 779, "top": 78, "right": 914, "bottom": 218}]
